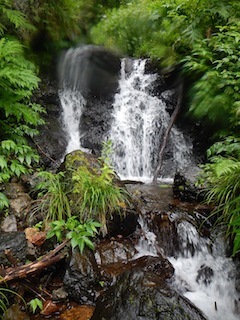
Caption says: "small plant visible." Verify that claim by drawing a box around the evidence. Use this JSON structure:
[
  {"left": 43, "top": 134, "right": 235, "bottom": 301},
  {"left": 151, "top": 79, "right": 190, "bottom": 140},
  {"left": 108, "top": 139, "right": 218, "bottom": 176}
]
[
  {"left": 34, "top": 171, "right": 71, "bottom": 223},
  {"left": 72, "top": 163, "right": 128, "bottom": 235},
  {"left": 0, "top": 286, "right": 26, "bottom": 317},
  {"left": 47, "top": 217, "right": 101, "bottom": 253},
  {"left": 28, "top": 298, "right": 43, "bottom": 314},
  {"left": 0, "top": 193, "right": 9, "bottom": 211}
]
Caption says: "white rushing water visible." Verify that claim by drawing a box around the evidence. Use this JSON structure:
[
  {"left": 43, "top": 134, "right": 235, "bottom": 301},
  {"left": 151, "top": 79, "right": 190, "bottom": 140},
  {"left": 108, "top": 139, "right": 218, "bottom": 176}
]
[
  {"left": 134, "top": 215, "right": 158, "bottom": 259},
  {"left": 109, "top": 59, "right": 193, "bottom": 181},
  {"left": 59, "top": 89, "right": 86, "bottom": 154},
  {"left": 135, "top": 218, "right": 240, "bottom": 320},
  {"left": 168, "top": 221, "right": 240, "bottom": 320}
]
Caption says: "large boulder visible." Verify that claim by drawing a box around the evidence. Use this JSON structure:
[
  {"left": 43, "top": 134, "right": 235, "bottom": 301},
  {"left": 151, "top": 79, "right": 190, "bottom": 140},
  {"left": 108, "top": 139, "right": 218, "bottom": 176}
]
[
  {"left": 91, "top": 260, "right": 207, "bottom": 320},
  {"left": 0, "top": 232, "right": 27, "bottom": 266},
  {"left": 63, "top": 248, "right": 100, "bottom": 305}
]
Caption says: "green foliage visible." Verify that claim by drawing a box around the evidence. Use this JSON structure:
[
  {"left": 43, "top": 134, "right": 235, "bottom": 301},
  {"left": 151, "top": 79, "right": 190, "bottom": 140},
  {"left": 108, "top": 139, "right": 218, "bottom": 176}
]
[
  {"left": 0, "top": 2, "right": 45, "bottom": 206},
  {"left": 47, "top": 217, "right": 101, "bottom": 253},
  {"left": 183, "top": 22, "right": 240, "bottom": 129},
  {"left": 0, "top": 286, "right": 26, "bottom": 317},
  {"left": 0, "top": 0, "right": 35, "bottom": 36},
  {"left": 71, "top": 162, "right": 128, "bottom": 235},
  {"left": 199, "top": 149, "right": 240, "bottom": 256},
  {"left": 34, "top": 171, "right": 71, "bottom": 223},
  {"left": 0, "top": 192, "right": 9, "bottom": 211},
  {"left": 91, "top": 0, "right": 238, "bottom": 64},
  {"left": 0, "top": 38, "right": 42, "bottom": 199},
  {"left": 28, "top": 298, "right": 43, "bottom": 314}
]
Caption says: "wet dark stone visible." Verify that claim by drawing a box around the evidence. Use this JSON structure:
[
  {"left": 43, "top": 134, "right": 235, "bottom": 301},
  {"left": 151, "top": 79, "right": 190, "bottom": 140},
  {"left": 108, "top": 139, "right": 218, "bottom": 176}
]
[
  {"left": 63, "top": 248, "right": 100, "bottom": 304},
  {"left": 58, "top": 45, "right": 121, "bottom": 99},
  {"left": 173, "top": 168, "right": 206, "bottom": 202},
  {"left": 95, "top": 239, "right": 137, "bottom": 266},
  {"left": 196, "top": 265, "right": 214, "bottom": 285},
  {"left": 107, "top": 209, "right": 138, "bottom": 238},
  {"left": 91, "top": 267, "right": 207, "bottom": 320},
  {"left": 32, "top": 76, "right": 67, "bottom": 169},
  {"left": 0, "top": 232, "right": 27, "bottom": 266},
  {"left": 152, "top": 212, "right": 179, "bottom": 257}
]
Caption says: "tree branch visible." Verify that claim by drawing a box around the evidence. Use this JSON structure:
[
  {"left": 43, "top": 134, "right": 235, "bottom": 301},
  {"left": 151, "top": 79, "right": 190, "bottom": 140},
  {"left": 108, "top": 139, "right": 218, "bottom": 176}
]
[
  {"left": 0, "top": 241, "right": 69, "bottom": 284},
  {"left": 153, "top": 83, "right": 183, "bottom": 183}
]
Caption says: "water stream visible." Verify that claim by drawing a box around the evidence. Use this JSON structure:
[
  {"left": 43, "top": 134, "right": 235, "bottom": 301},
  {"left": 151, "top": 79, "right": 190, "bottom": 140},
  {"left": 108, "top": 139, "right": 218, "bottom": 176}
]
[{"left": 135, "top": 216, "right": 240, "bottom": 320}]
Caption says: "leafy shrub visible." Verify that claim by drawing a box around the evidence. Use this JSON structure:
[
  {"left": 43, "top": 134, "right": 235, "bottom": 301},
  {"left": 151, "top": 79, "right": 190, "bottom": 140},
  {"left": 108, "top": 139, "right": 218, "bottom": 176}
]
[
  {"left": 47, "top": 217, "right": 101, "bottom": 253},
  {"left": 183, "top": 22, "right": 240, "bottom": 130}
]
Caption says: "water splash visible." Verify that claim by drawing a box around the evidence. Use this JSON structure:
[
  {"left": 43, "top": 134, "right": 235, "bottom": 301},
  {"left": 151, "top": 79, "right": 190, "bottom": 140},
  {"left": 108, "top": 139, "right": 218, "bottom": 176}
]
[
  {"left": 109, "top": 59, "right": 193, "bottom": 180},
  {"left": 134, "top": 215, "right": 158, "bottom": 258},
  {"left": 169, "top": 221, "right": 240, "bottom": 320},
  {"left": 59, "top": 89, "right": 87, "bottom": 154}
]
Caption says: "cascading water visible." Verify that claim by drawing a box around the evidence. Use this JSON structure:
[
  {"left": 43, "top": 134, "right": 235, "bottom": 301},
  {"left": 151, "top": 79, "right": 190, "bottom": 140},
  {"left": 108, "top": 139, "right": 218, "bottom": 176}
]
[
  {"left": 59, "top": 47, "right": 193, "bottom": 179},
  {"left": 169, "top": 221, "right": 240, "bottom": 320},
  {"left": 134, "top": 216, "right": 240, "bottom": 320},
  {"left": 59, "top": 89, "right": 86, "bottom": 154},
  {"left": 109, "top": 59, "right": 193, "bottom": 181}
]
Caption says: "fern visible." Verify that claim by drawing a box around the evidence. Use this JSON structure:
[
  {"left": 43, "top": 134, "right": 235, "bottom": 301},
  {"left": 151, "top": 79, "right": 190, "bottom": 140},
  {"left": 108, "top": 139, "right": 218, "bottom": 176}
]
[
  {"left": 0, "top": 37, "right": 44, "bottom": 186},
  {"left": 0, "top": 0, "right": 35, "bottom": 35},
  {"left": 200, "top": 155, "right": 240, "bottom": 256}
]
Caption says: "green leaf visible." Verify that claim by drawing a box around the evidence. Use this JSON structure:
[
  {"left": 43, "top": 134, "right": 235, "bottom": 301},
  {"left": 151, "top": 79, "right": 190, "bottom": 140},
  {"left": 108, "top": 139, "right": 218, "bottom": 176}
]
[
  {"left": 29, "top": 298, "right": 43, "bottom": 314},
  {"left": 0, "top": 192, "right": 9, "bottom": 210}
]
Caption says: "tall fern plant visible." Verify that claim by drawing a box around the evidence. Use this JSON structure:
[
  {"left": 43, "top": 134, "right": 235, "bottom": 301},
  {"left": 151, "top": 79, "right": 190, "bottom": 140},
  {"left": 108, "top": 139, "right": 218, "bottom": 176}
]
[
  {"left": 0, "top": 1, "right": 44, "bottom": 210},
  {"left": 200, "top": 137, "right": 240, "bottom": 256}
]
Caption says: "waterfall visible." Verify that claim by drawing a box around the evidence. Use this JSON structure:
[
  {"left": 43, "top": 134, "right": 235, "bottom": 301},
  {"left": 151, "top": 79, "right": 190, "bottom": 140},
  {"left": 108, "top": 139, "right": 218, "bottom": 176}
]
[
  {"left": 109, "top": 59, "right": 193, "bottom": 181},
  {"left": 59, "top": 47, "right": 194, "bottom": 179},
  {"left": 59, "top": 89, "right": 86, "bottom": 154}
]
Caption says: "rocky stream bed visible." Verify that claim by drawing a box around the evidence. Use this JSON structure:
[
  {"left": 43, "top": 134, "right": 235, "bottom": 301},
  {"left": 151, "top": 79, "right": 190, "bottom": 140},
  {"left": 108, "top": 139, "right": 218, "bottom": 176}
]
[{"left": 1, "top": 155, "right": 239, "bottom": 320}]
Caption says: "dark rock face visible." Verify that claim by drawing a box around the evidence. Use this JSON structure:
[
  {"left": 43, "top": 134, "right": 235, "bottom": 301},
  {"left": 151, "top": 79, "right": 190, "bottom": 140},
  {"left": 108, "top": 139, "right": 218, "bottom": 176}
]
[
  {"left": 33, "top": 76, "right": 67, "bottom": 168},
  {"left": 173, "top": 167, "right": 206, "bottom": 202},
  {"left": 0, "top": 232, "right": 27, "bottom": 266},
  {"left": 58, "top": 45, "right": 121, "bottom": 99},
  {"left": 91, "top": 266, "right": 207, "bottom": 320},
  {"left": 63, "top": 249, "right": 100, "bottom": 304},
  {"left": 57, "top": 45, "right": 121, "bottom": 154}
]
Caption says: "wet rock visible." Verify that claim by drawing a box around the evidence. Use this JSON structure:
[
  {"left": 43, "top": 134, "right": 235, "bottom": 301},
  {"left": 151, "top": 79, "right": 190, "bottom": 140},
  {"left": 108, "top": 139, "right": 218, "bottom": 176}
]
[
  {"left": 92, "top": 267, "right": 207, "bottom": 320},
  {"left": 95, "top": 239, "right": 137, "bottom": 266},
  {"left": 58, "top": 45, "right": 121, "bottom": 100},
  {"left": 9, "top": 194, "right": 31, "bottom": 220},
  {"left": 3, "top": 304, "right": 30, "bottom": 320},
  {"left": 107, "top": 209, "right": 138, "bottom": 237},
  {"left": 58, "top": 45, "right": 121, "bottom": 154},
  {"left": 63, "top": 248, "right": 100, "bottom": 304},
  {"left": 0, "top": 232, "right": 27, "bottom": 266},
  {"left": 3, "top": 182, "right": 31, "bottom": 221},
  {"left": 32, "top": 75, "right": 67, "bottom": 169},
  {"left": 151, "top": 212, "right": 179, "bottom": 257},
  {"left": 52, "top": 287, "right": 68, "bottom": 301},
  {"left": 1, "top": 215, "right": 17, "bottom": 232},
  {"left": 173, "top": 168, "right": 206, "bottom": 202},
  {"left": 196, "top": 265, "right": 214, "bottom": 285}
]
